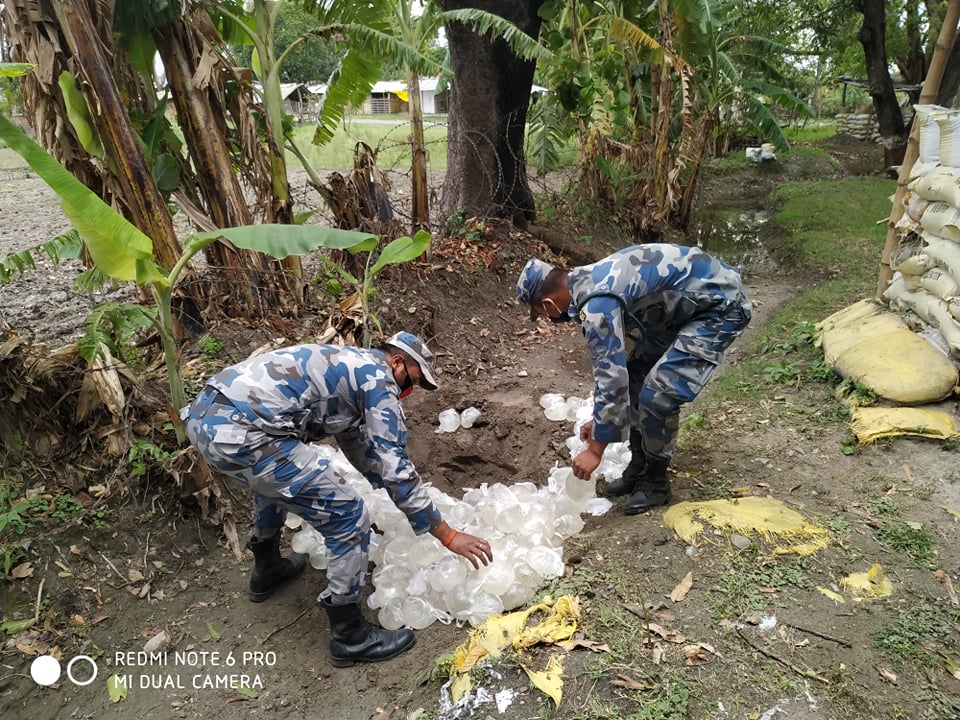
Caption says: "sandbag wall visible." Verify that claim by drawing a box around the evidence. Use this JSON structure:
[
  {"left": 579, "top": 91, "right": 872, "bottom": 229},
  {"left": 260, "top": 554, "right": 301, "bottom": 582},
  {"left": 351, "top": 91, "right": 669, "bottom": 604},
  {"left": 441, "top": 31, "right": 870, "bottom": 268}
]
[
  {"left": 836, "top": 112, "right": 880, "bottom": 142},
  {"left": 887, "top": 104, "right": 960, "bottom": 358}
]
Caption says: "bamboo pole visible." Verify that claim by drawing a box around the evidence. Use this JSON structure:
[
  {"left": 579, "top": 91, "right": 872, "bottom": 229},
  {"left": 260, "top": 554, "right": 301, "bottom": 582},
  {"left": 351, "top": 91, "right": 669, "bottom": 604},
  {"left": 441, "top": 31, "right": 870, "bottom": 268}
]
[{"left": 877, "top": 0, "right": 960, "bottom": 298}]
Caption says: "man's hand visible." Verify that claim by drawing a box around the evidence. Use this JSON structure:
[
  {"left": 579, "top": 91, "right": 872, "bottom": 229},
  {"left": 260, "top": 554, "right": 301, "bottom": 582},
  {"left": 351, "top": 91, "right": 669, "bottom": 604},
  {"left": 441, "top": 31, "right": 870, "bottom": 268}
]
[
  {"left": 579, "top": 420, "right": 594, "bottom": 442},
  {"left": 432, "top": 522, "right": 492, "bottom": 569},
  {"left": 572, "top": 447, "right": 602, "bottom": 480},
  {"left": 447, "top": 530, "right": 493, "bottom": 569}
]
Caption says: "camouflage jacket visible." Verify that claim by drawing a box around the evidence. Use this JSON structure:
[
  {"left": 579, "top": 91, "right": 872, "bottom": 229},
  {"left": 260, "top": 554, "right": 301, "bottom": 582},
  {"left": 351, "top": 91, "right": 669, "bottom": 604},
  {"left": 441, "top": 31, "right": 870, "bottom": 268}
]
[
  {"left": 207, "top": 345, "right": 441, "bottom": 534},
  {"left": 567, "top": 244, "right": 748, "bottom": 444}
]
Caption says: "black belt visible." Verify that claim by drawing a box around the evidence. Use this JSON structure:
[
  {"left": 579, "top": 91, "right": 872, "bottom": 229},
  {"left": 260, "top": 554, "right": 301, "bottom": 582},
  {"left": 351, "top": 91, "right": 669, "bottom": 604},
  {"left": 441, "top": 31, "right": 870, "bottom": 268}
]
[{"left": 207, "top": 388, "right": 235, "bottom": 408}]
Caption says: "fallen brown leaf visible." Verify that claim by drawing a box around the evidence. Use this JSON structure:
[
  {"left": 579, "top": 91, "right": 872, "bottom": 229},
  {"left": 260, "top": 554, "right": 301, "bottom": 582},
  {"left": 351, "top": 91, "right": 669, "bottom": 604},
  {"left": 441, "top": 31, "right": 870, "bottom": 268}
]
[
  {"left": 697, "top": 642, "right": 721, "bottom": 657},
  {"left": 10, "top": 562, "right": 33, "bottom": 579},
  {"left": 369, "top": 707, "right": 395, "bottom": 720},
  {"left": 878, "top": 667, "right": 898, "bottom": 685},
  {"left": 934, "top": 569, "right": 960, "bottom": 607},
  {"left": 611, "top": 674, "right": 649, "bottom": 691},
  {"left": 127, "top": 568, "right": 145, "bottom": 583},
  {"left": 670, "top": 571, "right": 694, "bottom": 603},
  {"left": 644, "top": 623, "right": 687, "bottom": 644},
  {"left": 683, "top": 645, "right": 707, "bottom": 664},
  {"left": 558, "top": 638, "right": 610, "bottom": 653},
  {"left": 652, "top": 644, "right": 665, "bottom": 665}
]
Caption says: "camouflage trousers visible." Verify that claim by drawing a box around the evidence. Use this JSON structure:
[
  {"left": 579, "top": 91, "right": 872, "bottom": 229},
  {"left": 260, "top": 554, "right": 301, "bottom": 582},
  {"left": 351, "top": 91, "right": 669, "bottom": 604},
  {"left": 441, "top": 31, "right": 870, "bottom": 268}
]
[
  {"left": 184, "top": 387, "right": 370, "bottom": 604},
  {"left": 629, "top": 298, "right": 752, "bottom": 462}
]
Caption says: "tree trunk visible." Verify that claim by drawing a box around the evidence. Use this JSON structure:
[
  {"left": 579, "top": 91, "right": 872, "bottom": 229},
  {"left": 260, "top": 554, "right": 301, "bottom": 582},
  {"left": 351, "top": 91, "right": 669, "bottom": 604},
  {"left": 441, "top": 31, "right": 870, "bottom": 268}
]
[
  {"left": 408, "top": 73, "right": 429, "bottom": 233},
  {"left": 649, "top": 0, "right": 674, "bottom": 227},
  {"left": 438, "top": 0, "right": 545, "bottom": 229},
  {"left": 152, "top": 10, "right": 284, "bottom": 309},
  {"left": 54, "top": 0, "right": 182, "bottom": 272},
  {"left": 894, "top": 0, "right": 926, "bottom": 105},
  {"left": 855, "top": 0, "right": 907, "bottom": 168},
  {"left": 937, "top": 40, "right": 960, "bottom": 105}
]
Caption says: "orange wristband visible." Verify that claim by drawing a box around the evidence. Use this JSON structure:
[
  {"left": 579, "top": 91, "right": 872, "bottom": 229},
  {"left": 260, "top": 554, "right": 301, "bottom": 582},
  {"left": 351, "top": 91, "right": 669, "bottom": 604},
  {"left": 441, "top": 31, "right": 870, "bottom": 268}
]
[{"left": 441, "top": 528, "right": 458, "bottom": 547}]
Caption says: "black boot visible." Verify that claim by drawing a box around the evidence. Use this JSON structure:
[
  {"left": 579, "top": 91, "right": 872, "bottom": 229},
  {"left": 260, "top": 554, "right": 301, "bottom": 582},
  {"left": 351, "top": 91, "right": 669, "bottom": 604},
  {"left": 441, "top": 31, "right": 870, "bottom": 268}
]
[
  {"left": 604, "top": 430, "right": 646, "bottom": 497},
  {"left": 623, "top": 458, "right": 672, "bottom": 515},
  {"left": 247, "top": 535, "right": 306, "bottom": 603},
  {"left": 320, "top": 598, "right": 416, "bottom": 668}
]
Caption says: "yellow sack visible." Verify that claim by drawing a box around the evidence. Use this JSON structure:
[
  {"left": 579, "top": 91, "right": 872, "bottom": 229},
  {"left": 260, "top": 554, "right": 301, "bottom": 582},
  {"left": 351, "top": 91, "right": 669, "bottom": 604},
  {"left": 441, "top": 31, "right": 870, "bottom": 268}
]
[
  {"left": 850, "top": 406, "right": 960, "bottom": 444},
  {"left": 663, "top": 496, "right": 829, "bottom": 556},
  {"left": 817, "top": 299, "right": 958, "bottom": 404}
]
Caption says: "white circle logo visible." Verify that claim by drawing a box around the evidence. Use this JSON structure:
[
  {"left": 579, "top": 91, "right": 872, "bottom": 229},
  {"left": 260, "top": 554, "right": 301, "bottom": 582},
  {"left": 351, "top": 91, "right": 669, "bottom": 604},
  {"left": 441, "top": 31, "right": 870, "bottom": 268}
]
[
  {"left": 66, "top": 655, "right": 98, "bottom": 686},
  {"left": 30, "top": 655, "right": 62, "bottom": 686}
]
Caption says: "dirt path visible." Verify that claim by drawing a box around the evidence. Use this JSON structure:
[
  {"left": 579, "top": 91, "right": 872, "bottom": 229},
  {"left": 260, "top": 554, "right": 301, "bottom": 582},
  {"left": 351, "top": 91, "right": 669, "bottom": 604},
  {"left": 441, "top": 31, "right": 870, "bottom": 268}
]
[{"left": 2, "top": 140, "right": 959, "bottom": 720}]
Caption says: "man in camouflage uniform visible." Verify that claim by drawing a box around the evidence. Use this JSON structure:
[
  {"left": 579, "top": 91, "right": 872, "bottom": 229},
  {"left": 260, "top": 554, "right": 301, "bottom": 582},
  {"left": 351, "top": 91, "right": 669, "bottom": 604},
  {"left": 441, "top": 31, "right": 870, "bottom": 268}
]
[
  {"left": 517, "top": 245, "right": 751, "bottom": 515},
  {"left": 182, "top": 332, "right": 492, "bottom": 667}
]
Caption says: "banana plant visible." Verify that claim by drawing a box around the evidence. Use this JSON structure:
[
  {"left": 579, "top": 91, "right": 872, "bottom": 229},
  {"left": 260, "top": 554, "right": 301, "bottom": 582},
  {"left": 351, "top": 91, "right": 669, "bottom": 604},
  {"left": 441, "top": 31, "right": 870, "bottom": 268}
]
[
  {"left": 0, "top": 110, "right": 386, "bottom": 443},
  {"left": 320, "top": 229, "right": 431, "bottom": 348}
]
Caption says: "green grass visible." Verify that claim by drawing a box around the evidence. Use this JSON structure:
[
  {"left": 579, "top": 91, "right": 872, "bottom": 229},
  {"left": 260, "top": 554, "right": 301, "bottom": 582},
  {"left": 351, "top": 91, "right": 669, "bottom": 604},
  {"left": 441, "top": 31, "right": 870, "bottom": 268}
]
[
  {"left": 199, "top": 333, "right": 225, "bottom": 358},
  {"left": 705, "top": 142, "right": 840, "bottom": 176},
  {"left": 0, "top": 480, "right": 100, "bottom": 578},
  {"left": 681, "top": 174, "right": 894, "bottom": 444},
  {"left": 288, "top": 121, "right": 449, "bottom": 172},
  {"left": 569, "top": 672, "right": 690, "bottom": 720},
  {"left": 781, "top": 143, "right": 844, "bottom": 172},
  {"left": 866, "top": 497, "right": 901, "bottom": 518},
  {"left": 783, "top": 121, "right": 837, "bottom": 144},
  {"left": 708, "top": 551, "right": 814, "bottom": 621},
  {"left": 704, "top": 152, "right": 756, "bottom": 175},
  {"left": 874, "top": 604, "right": 956, "bottom": 664},
  {"left": 770, "top": 177, "right": 892, "bottom": 268},
  {"left": 875, "top": 521, "right": 935, "bottom": 565}
]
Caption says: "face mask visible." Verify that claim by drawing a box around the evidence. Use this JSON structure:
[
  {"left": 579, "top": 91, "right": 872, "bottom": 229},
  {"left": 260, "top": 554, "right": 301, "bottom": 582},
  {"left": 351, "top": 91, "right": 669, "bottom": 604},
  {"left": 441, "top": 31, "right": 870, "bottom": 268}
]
[
  {"left": 397, "top": 359, "right": 414, "bottom": 399},
  {"left": 541, "top": 297, "right": 571, "bottom": 323}
]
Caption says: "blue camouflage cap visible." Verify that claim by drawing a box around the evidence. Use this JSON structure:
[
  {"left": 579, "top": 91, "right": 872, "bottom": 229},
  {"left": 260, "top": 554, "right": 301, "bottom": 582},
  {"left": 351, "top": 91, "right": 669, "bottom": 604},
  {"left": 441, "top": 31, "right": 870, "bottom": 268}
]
[
  {"left": 385, "top": 331, "right": 438, "bottom": 390},
  {"left": 516, "top": 259, "right": 556, "bottom": 320}
]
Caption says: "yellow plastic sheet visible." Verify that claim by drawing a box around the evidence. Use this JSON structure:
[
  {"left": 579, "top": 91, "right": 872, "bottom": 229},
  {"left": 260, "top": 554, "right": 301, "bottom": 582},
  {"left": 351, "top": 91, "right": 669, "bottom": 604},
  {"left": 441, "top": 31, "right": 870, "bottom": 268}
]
[
  {"left": 816, "top": 299, "right": 958, "bottom": 404},
  {"left": 840, "top": 563, "right": 894, "bottom": 600},
  {"left": 816, "top": 586, "right": 846, "bottom": 604},
  {"left": 850, "top": 406, "right": 960, "bottom": 444},
  {"left": 523, "top": 655, "right": 565, "bottom": 707},
  {"left": 450, "top": 595, "right": 580, "bottom": 705},
  {"left": 663, "top": 497, "right": 829, "bottom": 556}
]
